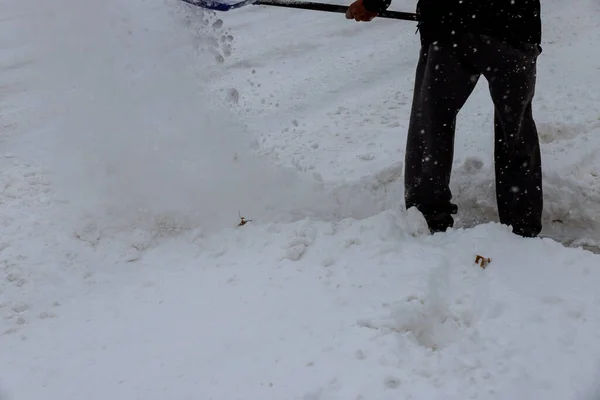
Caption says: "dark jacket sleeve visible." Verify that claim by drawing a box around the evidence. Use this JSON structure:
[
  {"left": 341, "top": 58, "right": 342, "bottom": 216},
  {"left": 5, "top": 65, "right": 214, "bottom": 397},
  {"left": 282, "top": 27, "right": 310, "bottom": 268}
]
[{"left": 362, "top": 0, "right": 391, "bottom": 13}]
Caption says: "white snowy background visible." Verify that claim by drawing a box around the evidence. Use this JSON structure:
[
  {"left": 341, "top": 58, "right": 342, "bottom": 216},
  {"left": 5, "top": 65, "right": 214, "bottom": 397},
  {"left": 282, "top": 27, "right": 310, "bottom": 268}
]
[{"left": 2, "top": 0, "right": 600, "bottom": 398}]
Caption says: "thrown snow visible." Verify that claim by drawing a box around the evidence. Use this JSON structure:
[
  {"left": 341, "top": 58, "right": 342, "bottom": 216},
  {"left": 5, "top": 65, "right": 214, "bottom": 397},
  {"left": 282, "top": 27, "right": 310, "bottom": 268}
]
[{"left": 1, "top": 0, "right": 600, "bottom": 399}]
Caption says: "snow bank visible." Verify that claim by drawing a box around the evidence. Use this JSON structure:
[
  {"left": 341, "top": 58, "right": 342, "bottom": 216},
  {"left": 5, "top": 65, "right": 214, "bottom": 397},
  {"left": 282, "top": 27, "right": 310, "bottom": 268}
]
[{"left": 3, "top": 213, "right": 600, "bottom": 399}]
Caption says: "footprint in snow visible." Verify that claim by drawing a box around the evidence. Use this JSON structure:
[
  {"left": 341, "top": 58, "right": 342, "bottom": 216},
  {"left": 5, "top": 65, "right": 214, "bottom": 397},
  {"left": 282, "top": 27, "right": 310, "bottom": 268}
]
[
  {"left": 384, "top": 376, "right": 401, "bottom": 389},
  {"left": 283, "top": 237, "right": 311, "bottom": 261},
  {"left": 39, "top": 311, "right": 57, "bottom": 319},
  {"left": 10, "top": 303, "right": 29, "bottom": 313},
  {"left": 537, "top": 121, "right": 588, "bottom": 143}
]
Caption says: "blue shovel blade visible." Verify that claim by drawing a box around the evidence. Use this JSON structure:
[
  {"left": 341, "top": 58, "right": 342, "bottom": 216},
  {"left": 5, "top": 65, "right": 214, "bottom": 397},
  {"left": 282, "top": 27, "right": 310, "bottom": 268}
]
[{"left": 179, "top": 0, "right": 259, "bottom": 11}]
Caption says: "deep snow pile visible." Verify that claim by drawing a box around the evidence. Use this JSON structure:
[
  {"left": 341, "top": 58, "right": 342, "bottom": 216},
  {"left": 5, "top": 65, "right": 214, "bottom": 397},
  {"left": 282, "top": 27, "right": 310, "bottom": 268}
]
[{"left": 1, "top": 0, "right": 600, "bottom": 398}]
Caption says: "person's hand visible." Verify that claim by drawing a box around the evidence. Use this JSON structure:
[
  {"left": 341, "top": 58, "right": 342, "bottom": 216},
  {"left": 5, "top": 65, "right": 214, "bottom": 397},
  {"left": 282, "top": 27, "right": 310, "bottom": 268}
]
[{"left": 345, "top": 0, "right": 378, "bottom": 22}]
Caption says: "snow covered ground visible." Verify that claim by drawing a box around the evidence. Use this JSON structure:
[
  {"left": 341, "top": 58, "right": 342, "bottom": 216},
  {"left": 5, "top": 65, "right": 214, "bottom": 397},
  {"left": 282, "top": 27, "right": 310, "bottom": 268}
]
[{"left": 2, "top": 0, "right": 600, "bottom": 398}]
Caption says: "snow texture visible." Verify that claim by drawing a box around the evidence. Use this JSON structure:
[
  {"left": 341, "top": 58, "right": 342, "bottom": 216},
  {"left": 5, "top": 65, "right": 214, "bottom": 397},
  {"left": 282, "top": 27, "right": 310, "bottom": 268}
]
[{"left": 1, "top": 0, "right": 600, "bottom": 398}]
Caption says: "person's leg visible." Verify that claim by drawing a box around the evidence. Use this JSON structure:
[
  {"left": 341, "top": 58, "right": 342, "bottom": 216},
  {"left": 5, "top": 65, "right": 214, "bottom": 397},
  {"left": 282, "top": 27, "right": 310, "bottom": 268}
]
[
  {"left": 475, "top": 36, "right": 543, "bottom": 237},
  {"left": 404, "top": 41, "right": 480, "bottom": 232}
]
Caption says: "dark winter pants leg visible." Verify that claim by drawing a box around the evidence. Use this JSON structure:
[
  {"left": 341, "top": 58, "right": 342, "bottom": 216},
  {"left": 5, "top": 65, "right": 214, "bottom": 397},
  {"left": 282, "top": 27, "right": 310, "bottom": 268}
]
[
  {"left": 404, "top": 34, "right": 543, "bottom": 237},
  {"left": 480, "top": 37, "right": 543, "bottom": 237},
  {"left": 404, "top": 42, "right": 479, "bottom": 232}
]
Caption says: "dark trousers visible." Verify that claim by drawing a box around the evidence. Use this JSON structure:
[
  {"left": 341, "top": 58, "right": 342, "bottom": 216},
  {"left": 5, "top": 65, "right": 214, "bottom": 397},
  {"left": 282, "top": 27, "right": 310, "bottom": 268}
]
[{"left": 404, "top": 33, "right": 543, "bottom": 237}]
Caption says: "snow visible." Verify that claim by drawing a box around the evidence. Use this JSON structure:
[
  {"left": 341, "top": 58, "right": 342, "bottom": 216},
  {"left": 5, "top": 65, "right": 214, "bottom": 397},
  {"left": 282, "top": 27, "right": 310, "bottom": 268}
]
[{"left": 2, "top": 0, "right": 600, "bottom": 398}]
